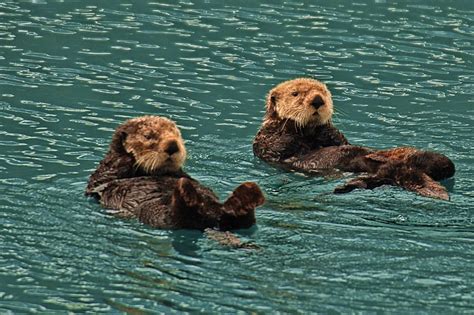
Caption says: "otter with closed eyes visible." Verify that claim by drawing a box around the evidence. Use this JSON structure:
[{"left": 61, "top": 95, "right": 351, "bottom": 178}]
[
  {"left": 253, "top": 78, "right": 455, "bottom": 200},
  {"left": 86, "top": 116, "right": 265, "bottom": 233}
]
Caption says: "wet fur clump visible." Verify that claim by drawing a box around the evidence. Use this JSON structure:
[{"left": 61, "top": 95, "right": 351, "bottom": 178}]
[
  {"left": 253, "top": 78, "right": 455, "bottom": 200},
  {"left": 86, "top": 116, "right": 265, "bottom": 230}
]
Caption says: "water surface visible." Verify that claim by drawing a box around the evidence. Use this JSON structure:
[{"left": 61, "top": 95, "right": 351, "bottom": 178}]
[{"left": 1, "top": 0, "right": 473, "bottom": 313}]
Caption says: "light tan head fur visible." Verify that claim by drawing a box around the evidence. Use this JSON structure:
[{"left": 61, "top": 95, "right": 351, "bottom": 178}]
[
  {"left": 265, "top": 78, "right": 334, "bottom": 127},
  {"left": 111, "top": 116, "right": 186, "bottom": 174}
]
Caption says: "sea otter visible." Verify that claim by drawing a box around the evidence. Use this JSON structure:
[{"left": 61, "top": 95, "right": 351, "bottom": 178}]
[
  {"left": 253, "top": 78, "right": 455, "bottom": 200},
  {"left": 86, "top": 116, "right": 265, "bottom": 231}
]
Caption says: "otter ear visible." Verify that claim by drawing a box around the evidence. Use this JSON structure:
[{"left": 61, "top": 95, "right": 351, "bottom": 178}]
[
  {"left": 110, "top": 121, "right": 136, "bottom": 153},
  {"left": 266, "top": 89, "right": 277, "bottom": 109},
  {"left": 265, "top": 89, "right": 279, "bottom": 120}
]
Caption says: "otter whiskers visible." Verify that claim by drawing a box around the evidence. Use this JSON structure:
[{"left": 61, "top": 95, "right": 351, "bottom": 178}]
[{"left": 135, "top": 151, "right": 163, "bottom": 173}]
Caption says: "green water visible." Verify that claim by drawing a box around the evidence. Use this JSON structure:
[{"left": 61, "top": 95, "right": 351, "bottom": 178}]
[{"left": 1, "top": 0, "right": 473, "bottom": 313}]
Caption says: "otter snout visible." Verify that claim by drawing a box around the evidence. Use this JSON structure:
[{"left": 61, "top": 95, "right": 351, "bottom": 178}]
[
  {"left": 165, "top": 140, "right": 180, "bottom": 156},
  {"left": 311, "top": 95, "right": 325, "bottom": 109}
]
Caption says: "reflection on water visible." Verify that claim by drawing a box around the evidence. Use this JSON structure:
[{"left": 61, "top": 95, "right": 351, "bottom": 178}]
[{"left": 1, "top": 0, "right": 473, "bottom": 313}]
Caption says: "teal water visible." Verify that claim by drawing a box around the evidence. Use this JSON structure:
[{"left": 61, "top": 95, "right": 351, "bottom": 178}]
[{"left": 1, "top": 0, "right": 473, "bottom": 313}]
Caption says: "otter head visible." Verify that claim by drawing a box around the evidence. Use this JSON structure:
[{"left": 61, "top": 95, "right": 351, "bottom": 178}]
[
  {"left": 265, "top": 78, "right": 334, "bottom": 127},
  {"left": 111, "top": 116, "right": 186, "bottom": 174}
]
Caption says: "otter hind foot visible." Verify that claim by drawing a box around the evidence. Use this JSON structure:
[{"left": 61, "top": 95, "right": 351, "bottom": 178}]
[
  {"left": 334, "top": 173, "right": 449, "bottom": 200},
  {"left": 224, "top": 182, "right": 265, "bottom": 216},
  {"left": 402, "top": 173, "right": 449, "bottom": 201}
]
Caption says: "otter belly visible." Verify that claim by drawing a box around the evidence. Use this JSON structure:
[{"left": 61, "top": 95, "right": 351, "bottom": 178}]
[
  {"left": 96, "top": 176, "right": 177, "bottom": 219},
  {"left": 288, "top": 145, "right": 374, "bottom": 173}
]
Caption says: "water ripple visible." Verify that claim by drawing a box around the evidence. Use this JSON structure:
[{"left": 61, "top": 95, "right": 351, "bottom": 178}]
[{"left": 0, "top": 0, "right": 473, "bottom": 313}]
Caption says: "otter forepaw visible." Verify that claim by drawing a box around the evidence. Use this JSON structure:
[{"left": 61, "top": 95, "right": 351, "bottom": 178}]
[
  {"left": 334, "top": 176, "right": 395, "bottom": 194},
  {"left": 173, "top": 178, "right": 201, "bottom": 208}
]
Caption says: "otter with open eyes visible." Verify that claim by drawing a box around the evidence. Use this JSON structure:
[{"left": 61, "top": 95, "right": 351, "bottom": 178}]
[
  {"left": 86, "top": 116, "right": 265, "bottom": 231},
  {"left": 253, "top": 78, "right": 455, "bottom": 200}
]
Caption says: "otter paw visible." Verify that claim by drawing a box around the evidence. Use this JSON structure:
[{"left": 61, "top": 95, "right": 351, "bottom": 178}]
[
  {"left": 174, "top": 178, "right": 201, "bottom": 207},
  {"left": 225, "top": 182, "right": 265, "bottom": 215},
  {"left": 334, "top": 176, "right": 394, "bottom": 194}
]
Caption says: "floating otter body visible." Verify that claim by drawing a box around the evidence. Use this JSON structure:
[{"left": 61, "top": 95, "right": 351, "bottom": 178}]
[
  {"left": 86, "top": 116, "right": 265, "bottom": 231},
  {"left": 253, "top": 78, "right": 455, "bottom": 200}
]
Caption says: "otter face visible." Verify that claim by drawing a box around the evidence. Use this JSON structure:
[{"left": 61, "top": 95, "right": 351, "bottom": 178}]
[
  {"left": 266, "top": 78, "right": 334, "bottom": 127},
  {"left": 113, "top": 116, "right": 186, "bottom": 174}
]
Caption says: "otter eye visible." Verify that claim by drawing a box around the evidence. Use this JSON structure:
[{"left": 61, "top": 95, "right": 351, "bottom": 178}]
[
  {"left": 291, "top": 91, "right": 299, "bottom": 97},
  {"left": 144, "top": 134, "right": 153, "bottom": 140}
]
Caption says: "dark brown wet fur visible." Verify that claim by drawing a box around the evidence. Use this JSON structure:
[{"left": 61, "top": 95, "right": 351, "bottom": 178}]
[
  {"left": 253, "top": 78, "right": 455, "bottom": 200},
  {"left": 87, "top": 116, "right": 265, "bottom": 231}
]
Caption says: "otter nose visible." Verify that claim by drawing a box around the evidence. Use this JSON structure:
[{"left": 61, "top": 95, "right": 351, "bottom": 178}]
[
  {"left": 311, "top": 95, "right": 325, "bottom": 109},
  {"left": 165, "top": 141, "right": 179, "bottom": 156}
]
